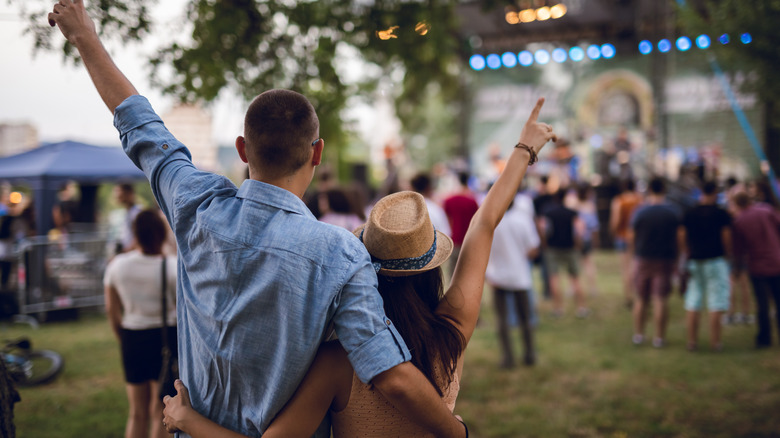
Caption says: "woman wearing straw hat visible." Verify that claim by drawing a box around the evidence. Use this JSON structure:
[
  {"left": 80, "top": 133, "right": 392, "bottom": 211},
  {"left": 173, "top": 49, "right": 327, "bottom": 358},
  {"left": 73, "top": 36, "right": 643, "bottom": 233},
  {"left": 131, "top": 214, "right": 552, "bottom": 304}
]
[{"left": 162, "top": 98, "right": 556, "bottom": 437}]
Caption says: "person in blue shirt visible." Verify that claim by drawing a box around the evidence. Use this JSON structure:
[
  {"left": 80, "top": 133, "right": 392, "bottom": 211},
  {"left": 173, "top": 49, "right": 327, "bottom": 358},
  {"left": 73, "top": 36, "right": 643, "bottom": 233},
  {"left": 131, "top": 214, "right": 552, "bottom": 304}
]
[{"left": 48, "top": 1, "right": 467, "bottom": 437}]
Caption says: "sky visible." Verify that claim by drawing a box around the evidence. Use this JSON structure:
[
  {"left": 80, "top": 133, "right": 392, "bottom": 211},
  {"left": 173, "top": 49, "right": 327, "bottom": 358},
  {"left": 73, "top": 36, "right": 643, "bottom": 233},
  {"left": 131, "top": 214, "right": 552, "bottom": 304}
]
[
  {"left": 0, "top": 1, "right": 251, "bottom": 147},
  {"left": 0, "top": 2, "right": 397, "bottom": 155}
]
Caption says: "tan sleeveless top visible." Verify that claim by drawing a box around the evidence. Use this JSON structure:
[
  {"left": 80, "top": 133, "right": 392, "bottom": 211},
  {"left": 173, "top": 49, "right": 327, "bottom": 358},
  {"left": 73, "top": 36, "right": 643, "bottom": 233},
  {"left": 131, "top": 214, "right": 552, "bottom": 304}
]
[{"left": 331, "top": 370, "right": 460, "bottom": 437}]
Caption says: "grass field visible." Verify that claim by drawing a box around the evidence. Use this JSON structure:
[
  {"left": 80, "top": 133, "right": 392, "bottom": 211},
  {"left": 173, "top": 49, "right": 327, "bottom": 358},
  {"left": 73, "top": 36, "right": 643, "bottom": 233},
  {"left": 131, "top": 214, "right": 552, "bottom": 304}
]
[{"left": 2, "top": 251, "right": 779, "bottom": 437}]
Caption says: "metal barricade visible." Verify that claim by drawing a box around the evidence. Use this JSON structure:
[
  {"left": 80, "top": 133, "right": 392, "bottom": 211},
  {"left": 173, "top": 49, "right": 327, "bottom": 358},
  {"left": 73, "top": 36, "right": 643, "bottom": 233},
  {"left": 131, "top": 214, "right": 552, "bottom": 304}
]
[{"left": 16, "top": 233, "right": 110, "bottom": 315}]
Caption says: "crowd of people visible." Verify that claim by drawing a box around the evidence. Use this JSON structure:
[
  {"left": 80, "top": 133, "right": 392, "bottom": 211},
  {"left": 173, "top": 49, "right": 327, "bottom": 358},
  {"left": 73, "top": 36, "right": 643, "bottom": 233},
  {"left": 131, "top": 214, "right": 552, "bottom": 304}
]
[
  {"left": 309, "top": 161, "right": 780, "bottom": 356},
  {"left": 622, "top": 176, "right": 780, "bottom": 352}
]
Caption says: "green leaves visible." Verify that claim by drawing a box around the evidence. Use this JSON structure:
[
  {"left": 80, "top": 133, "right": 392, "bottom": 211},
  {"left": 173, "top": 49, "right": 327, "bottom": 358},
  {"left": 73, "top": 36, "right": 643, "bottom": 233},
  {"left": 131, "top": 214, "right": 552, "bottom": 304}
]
[
  {"left": 678, "top": 0, "right": 780, "bottom": 127},
  {"left": 14, "top": 0, "right": 466, "bottom": 168},
  {"left": 10, "top": 0, "right": 155, "bottom": 62}
]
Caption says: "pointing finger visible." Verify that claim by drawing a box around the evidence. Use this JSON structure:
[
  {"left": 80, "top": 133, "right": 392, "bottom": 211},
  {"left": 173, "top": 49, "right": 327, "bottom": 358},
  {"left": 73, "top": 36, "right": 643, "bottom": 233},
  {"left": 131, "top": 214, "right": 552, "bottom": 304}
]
[{"left": 528, "top": 97, "right": 545, "bottom": 123}]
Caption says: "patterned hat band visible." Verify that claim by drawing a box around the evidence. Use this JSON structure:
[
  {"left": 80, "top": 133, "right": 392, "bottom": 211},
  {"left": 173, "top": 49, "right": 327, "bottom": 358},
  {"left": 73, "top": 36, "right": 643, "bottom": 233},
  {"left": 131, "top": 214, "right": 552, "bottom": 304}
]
[{"left": 360, "top": 228, "right": 438, "bottom": 273}]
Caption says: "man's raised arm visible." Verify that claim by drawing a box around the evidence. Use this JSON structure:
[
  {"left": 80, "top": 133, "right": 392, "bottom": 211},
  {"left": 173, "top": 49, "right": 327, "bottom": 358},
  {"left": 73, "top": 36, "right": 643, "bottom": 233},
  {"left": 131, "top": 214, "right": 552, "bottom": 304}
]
[{"left": 48, "top": 0, "right": 137, "bottom": 113}]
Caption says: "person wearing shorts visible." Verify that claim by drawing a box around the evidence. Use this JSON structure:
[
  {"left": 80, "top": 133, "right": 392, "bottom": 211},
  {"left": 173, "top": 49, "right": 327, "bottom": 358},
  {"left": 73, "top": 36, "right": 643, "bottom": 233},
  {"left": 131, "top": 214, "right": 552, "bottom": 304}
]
[
  {"left": 634, "top": 258, "right": 675, "bottom": 302},
  {"left": 104, "top": 210, "right": 177, "bottom": 438},
  {"left": 679, "top": 181, "right": 732, "bottom": 351},
  {"left": 546, "top": 248, "right": 580, "bottom": 277},
  {"left": 629, "top": 177, "right": 681, "bottom": 348},
  {"left": 684, "top": 259, "right": 730, "bottom": 347},
  {"left": 542, "top": 188, "right": 587, "bottom": 317}
]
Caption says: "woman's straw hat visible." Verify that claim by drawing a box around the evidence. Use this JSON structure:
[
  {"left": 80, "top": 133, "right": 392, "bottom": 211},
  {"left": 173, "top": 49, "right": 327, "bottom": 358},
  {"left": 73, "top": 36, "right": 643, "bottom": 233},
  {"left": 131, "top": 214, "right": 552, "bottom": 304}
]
[{"left": 354, "top": 191, "right": 453, "bottom": 277}]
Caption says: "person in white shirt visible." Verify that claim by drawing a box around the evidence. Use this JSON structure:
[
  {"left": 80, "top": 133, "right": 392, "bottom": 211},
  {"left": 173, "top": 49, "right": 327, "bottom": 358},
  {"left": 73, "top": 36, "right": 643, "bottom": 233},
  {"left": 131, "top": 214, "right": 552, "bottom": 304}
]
[
  {"left": 104, "top": 209, "right": 177, "bottom": 438},
  {"left": 486, "top": 199, "right": 540, "bottom": 367}
]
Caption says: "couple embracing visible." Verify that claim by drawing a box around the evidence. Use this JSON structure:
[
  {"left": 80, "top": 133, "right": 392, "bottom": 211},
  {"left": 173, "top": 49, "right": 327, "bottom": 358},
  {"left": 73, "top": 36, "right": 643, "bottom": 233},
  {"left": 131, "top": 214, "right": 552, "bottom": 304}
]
[{"left": 48, "top": 1, "right": 556, "bottom": 436}]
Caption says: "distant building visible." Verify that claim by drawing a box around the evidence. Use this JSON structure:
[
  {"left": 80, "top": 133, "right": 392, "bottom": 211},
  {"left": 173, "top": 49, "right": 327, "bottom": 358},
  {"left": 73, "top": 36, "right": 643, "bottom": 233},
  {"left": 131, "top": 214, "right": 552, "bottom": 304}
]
[
  {"left": 0, "top": 123, "right": 38, "bottom": 157},
  {"left": 162, "top": 103, "right": 217, "bottom": 170},
  {"left": 216, "top": 144, "right": 248, "bottom": 183}
]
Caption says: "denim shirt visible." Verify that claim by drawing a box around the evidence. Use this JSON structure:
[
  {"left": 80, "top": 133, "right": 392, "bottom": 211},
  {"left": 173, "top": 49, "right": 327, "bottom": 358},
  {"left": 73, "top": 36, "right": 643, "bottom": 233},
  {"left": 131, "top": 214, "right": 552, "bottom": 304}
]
[{"left": 114, "top": 95, "right": 411, "bottom": 437}]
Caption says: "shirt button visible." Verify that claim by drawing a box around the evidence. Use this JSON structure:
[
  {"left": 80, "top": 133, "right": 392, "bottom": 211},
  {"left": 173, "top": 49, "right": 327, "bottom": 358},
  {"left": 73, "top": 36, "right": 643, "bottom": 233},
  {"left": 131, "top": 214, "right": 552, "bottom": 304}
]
[
  {"left": 385, "top": 319, "right": 391, "bottom": 325},
  {"left": 162, "top": 144, "right": 169, "bottom": 150}
]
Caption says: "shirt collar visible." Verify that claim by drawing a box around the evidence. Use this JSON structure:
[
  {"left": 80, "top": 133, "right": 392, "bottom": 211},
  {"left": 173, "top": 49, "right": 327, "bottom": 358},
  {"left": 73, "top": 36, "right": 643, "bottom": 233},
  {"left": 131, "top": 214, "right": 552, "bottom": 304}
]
[{"left": 236, "top": 179, "right": 315, "bottom": 220}]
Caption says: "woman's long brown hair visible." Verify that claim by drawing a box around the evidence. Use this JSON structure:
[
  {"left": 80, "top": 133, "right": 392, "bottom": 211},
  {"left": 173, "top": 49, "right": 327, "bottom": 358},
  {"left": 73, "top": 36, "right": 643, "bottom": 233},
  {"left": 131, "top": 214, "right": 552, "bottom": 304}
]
[{"left": 377, "top": 268, "right": 466, "bottom": 396}]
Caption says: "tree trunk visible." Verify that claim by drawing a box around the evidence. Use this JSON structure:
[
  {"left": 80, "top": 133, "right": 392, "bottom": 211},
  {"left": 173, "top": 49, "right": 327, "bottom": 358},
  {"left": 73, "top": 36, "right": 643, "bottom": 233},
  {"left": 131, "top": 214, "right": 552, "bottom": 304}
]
[{"left": 765, "top": 100, "right": 780, "bottom": 175}]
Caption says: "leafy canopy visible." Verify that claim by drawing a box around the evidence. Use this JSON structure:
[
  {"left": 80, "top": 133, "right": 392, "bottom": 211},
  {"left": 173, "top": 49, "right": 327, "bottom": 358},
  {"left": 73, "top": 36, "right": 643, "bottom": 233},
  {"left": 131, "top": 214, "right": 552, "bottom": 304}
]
[
  {"left": 678, "top": 0, "right": 780, "bottom": 127},
  {"left": 13, "top": 0, "right": 466, "bottom": 169}
]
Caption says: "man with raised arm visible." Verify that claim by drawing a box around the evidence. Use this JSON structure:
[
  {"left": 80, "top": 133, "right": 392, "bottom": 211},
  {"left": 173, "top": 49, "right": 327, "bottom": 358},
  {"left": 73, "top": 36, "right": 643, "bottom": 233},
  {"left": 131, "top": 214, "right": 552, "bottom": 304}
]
[{"left": 47, "top": 1, "right": 467, "bottom": 437}]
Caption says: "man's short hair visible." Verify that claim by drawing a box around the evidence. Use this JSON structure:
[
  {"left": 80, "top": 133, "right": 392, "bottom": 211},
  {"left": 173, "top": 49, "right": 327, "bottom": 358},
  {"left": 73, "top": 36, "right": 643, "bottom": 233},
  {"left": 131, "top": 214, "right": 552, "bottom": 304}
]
[
  {"left": 118, "top": 183, "right": 135, "bottom": 194},
  {"left": 702, "top": 180, "right": 718, "bottom": 196},
  {"left": 410, "top": 173, "right": 432, "bottom": 194},
  {"left": 244, "top": 89, "right": 319, "bottom": 179},
  {"left": 649, "top": 177, "right": 666, "bottom": 195}
]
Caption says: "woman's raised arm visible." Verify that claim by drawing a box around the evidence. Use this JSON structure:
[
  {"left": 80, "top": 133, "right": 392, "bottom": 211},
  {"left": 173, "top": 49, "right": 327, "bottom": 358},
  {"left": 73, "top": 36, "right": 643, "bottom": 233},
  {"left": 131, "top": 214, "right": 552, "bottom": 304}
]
[{"left": 437, "top": 98, "right": 556, "bottom": 344}]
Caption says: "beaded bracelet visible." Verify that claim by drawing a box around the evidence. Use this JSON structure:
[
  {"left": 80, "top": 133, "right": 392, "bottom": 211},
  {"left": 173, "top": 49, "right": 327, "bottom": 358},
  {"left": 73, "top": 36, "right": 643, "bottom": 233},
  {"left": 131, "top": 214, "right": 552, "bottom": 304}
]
[{"left": 514, "top": 142, "right": 538, "bottom": 165}]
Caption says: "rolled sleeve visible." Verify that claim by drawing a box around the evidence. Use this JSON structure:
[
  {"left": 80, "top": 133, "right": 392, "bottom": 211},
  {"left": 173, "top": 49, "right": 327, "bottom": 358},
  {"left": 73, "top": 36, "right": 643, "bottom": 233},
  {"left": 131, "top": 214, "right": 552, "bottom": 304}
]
[
  {"left": 333, "top": 250, "right": 411, "bottom": 384},
  {"left": 113, "top": 95, "right": 163, "bottom": 137},
  {"left": 347, "top": 322, "right": 411, "bottom": 384},
  {"left": 113, "top": 95, "right": 193, "bottom": 182},
  {"left": 113, "top": 94, "right": 197, "bottom": 222}
]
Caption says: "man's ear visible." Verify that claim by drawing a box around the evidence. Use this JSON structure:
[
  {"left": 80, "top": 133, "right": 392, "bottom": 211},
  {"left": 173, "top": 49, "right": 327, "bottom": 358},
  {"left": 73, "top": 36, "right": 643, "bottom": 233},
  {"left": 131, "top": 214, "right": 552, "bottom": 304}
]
[
  {"left": 235, "top": 136, "right": 248, "bottom": 163},
  {"left": 312, "top": 138, "right": 324, "bottom": 166}
]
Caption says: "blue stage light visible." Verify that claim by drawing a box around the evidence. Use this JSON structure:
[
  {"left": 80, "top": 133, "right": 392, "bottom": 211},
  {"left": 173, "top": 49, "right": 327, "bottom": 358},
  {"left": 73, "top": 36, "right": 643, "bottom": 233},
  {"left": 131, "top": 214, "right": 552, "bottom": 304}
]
[
  {"left": 601, "top": 44, "right": 616, "bottom": 59},
  {"left": 658, "top": 39, "right": 672, "bottom": 53},
  {"left": 696, "top": 35, "right": 711, "bottom": 49},
  {"left": 569, "top": 46, "right": 585, "bottom": 62},
  {"left": 486, "top": 54, "right": 501, "bottom": 69},
  {"left": 501, "top": 52, "right": 517, "bottom": 68},
  {"left": 586, "top": 44, "right": 601, "bottom": 59},
  {"left": 518, "top": 50, "right": 534, "bottom": 66},
  {"left": 676, "top": 36, "right": 692, "bottom": 51},
  {"left": 719, "top": 34, "right": 730, "bottom": 44},
  {"left": 638, "top": 40, "right": 653, "bottom": 55},
  {"left": 534, "top": 49, "right": 550, "bottom": 65},
  {"left": 741, "top": 33, "right": 752, "bottom": 44},
  {"left": 469, "top": 54, "right": 486, "bottom": 71},
  {"left": 552, "top": 48, "right": 568, "bottom": 63}
]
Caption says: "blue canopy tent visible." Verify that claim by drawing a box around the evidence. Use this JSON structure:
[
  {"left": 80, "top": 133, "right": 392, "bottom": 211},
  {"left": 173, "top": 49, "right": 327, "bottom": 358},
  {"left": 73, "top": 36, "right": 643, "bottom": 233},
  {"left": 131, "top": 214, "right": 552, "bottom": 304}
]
[{"left": 0, "top": 140, "right": 145, "bottom": 235}]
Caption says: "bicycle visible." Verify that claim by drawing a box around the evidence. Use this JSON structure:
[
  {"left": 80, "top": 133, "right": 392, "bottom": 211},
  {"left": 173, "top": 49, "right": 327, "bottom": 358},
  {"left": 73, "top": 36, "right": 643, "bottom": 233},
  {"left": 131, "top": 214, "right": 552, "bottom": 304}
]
[{"left": 2, "top": 337, "right": 64, "bottom": 386}]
